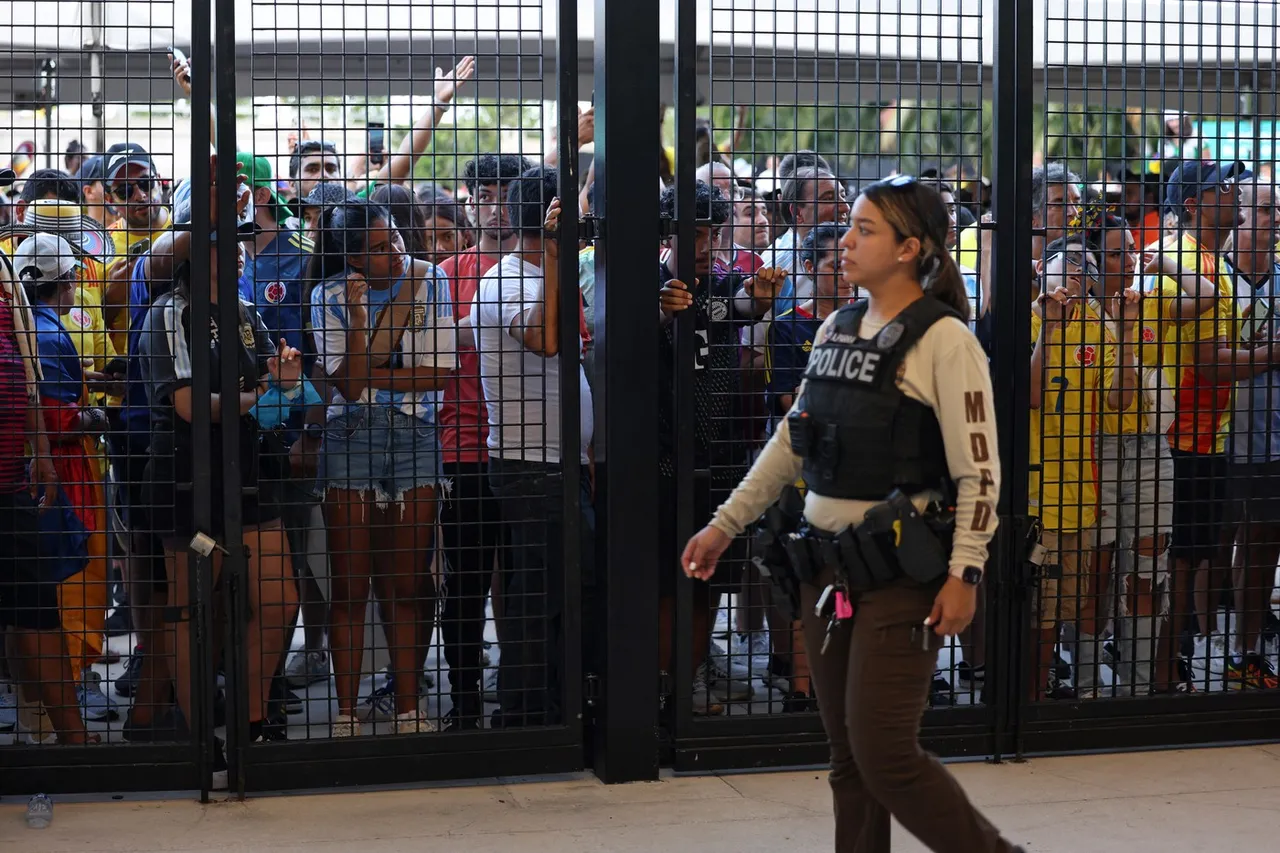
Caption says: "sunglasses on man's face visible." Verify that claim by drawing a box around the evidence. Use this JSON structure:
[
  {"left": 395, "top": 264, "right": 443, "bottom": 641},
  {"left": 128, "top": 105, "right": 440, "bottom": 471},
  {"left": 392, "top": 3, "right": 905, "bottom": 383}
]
[{"left": 111, "top": 177, "right": 155, "bottom": 202}]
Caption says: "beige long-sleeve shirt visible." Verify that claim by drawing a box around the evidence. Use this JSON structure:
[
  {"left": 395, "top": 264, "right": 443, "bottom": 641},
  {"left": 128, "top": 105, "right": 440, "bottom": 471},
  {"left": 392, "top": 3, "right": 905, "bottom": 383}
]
[{"left": 709, "top": 305, "right": 1001, "bottom": 579}]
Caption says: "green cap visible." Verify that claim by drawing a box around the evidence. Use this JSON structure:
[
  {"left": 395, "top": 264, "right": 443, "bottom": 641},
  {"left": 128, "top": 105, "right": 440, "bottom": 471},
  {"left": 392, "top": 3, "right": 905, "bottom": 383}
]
[{"left": 236, "top": 151, "right": 294, "bottom": 222}]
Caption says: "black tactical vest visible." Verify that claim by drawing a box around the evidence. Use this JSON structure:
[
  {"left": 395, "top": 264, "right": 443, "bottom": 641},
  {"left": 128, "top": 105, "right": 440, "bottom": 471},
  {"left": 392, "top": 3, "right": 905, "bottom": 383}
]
[{"left": 789, "top": 297, "right": 956, "bottom": 500}]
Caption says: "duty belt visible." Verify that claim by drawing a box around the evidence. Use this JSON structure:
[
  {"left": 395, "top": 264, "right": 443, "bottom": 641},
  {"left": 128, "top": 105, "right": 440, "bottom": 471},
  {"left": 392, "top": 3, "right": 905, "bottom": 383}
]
[{"left": 796, "top": 489, "right": 953, "bottom": 592}]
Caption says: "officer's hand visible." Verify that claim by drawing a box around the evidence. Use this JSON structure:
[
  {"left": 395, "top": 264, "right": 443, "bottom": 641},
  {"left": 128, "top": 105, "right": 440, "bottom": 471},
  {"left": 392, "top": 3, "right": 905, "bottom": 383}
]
[
  {"left": 682, "top": 525, "right": 732, "bottom": 581},
  {"left": 925, "top": 576, "right": 977, "bottom": 637},
  {"left": 660, "top": 278, "right": 696, "bottom": 319}
]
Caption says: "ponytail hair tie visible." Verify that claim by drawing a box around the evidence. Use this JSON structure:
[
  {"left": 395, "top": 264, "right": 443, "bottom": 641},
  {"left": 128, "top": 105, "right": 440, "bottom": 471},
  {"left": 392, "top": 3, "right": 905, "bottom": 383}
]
[{"left": 920, "top": 254, "right": 942, "bottom": 289}]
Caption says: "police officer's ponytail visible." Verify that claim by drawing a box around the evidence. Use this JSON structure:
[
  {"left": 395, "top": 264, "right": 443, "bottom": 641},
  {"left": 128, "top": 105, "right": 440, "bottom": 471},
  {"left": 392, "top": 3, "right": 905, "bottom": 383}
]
[
  {"left": 920, "top": 250, "right": 972, "bottom": 324},
  {"left": 860, "top": 177, "right": 972, "bottom": 324}
]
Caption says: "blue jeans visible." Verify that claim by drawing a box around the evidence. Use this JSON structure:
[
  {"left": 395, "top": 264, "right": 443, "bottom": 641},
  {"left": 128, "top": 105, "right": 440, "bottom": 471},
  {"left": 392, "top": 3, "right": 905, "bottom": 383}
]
[
  {"left": 487, "top": 457, "right": 595, "bottom": 726},
  {"left": 319, "top": 407, "right": 443, "bottom": 504}
]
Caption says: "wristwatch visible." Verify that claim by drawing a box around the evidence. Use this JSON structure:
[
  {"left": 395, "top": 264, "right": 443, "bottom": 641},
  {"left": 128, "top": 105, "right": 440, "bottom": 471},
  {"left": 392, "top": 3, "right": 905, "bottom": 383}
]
[
  {"left": 960, "top": 566, "right": 984, "bottom": 586},
  {"left": 302, "top": 422, "right": 324, "bottom": 442}
]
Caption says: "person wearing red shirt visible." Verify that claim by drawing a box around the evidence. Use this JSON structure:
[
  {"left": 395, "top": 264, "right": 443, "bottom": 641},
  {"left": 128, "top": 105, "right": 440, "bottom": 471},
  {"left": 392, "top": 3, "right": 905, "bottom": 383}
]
[{"left": 436, "top": 154, "right": 530, "bottom": 729}]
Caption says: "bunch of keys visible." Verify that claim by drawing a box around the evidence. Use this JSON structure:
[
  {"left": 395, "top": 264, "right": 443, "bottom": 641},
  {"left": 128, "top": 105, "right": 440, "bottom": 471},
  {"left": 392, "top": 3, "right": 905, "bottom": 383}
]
[{"left": 814, "top": 584, "right": 854, "bottom": 654}]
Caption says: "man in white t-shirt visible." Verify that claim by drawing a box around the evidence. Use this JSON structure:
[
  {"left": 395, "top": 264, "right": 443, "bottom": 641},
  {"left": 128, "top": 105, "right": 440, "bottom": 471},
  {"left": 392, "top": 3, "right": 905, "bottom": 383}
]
[{"left": 473, "top": 166, "right": 594, "bottom": 728}]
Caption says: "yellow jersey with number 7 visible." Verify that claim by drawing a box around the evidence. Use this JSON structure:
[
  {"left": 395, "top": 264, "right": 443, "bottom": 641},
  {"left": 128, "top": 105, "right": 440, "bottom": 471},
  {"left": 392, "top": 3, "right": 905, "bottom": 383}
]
[{"left": 1029, "top": 304, "right": 1113, "bottom": 532}]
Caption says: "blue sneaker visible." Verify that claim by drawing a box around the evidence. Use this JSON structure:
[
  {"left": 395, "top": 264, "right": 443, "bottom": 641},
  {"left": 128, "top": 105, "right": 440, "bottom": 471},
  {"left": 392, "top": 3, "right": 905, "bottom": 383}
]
[
  {"left": 78, "top": 671, "right": 120, "bottom": 722},
  {"left": 360, "top": 673, "right": 397, "bottom": 721}
]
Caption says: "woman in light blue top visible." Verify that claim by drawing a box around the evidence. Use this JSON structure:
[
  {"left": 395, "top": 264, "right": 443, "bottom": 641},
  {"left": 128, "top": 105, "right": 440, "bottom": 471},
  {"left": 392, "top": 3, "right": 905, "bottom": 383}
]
[{"left": 308, "top": 198, "right": 453, "bottom": 736}]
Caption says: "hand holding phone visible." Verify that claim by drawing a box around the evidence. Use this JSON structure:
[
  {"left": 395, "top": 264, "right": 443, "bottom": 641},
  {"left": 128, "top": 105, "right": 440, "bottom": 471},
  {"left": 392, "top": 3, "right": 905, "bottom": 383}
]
[
  {"left": 168, "top": 47, "right": 192, "bottom": 94},
  {"left": 368, "top": 121, "right": 385, "bottom": 168}
]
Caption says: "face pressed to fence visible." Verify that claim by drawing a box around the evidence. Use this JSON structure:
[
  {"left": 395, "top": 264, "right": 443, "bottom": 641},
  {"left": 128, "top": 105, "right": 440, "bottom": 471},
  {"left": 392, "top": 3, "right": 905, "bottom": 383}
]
[
  {"left": 111, "top": 163, "right": 162, "bottom": 231},
  {"left": 424, "top": 215, "right": 463, "bottom": 265},
  {"left": 734, "top": 197, "right": 771, "bottom": 251},
  {"left": 1188, "top": 184, "right": 1244, "bottom": 234},
  {"left": 806, "top": 241, "right": 850, "bottom": 303},
  {"left": 1040, "top": 184, "right": 1082, "bottom": 246},
  {"left": 1239, "top": 183, "right": 1279, "bottom": 246},
  {"left": 351, "top": 219, "right": 408, "bottom": 286},
  {"left": 472, "top": 183, "right": 514, "bottom": 241},
  {"left": 669, "top": 226, "right": 722, "bottom": 277},
  {"left": 1099, "top": 228, "right": 1138, "bottom": 296},
  {"left": 795, "top": 176, "right": 850, "bottom": 229},
  {"left": 295, "top": 153, "right": 342, "bottom": 200}
]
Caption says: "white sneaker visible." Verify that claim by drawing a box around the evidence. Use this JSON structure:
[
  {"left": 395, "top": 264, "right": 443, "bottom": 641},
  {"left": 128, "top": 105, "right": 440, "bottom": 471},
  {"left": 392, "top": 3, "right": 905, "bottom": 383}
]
[
  {"left": 393, "top": 707, "right": 438, "bottom": 734},
  {"left": 691, "top": 663, "right": 724, "bottom": 716},
  {"left": 1191, "top": 633, "right": 1227, "bottom": 688},
  {"left": 710, "top": 637, "right": 752, "bottom": 682},
  {"left": 707, "top": 655, "right": 754, "bottom": 701},
  {"left": 712, "top": 606, "right": 730, "bottom": 636},
  {"left": 16, "top": 691, "right": 57, "bottom": 745},
  {"left": 740, "top": 632, "right": 773, "bottom": 679},
  {"left": 331, "top": 713, "right": 361, "bottom": 737}
]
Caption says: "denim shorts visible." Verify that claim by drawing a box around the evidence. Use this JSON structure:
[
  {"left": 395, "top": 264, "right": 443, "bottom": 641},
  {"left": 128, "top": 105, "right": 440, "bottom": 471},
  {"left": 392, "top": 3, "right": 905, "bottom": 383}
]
[{"left": 319, "top": 407, "right": 444, "bottom": 504}]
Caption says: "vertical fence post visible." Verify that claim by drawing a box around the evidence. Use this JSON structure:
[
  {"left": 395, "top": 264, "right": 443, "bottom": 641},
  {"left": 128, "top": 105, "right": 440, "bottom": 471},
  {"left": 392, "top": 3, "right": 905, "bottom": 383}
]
[
  {"left": 990, "top": 0, "right": 1035, "bottom": 761},
  {"left": 670, "top": 0, "right": 698, "bottom": 739},
  {"left": 591, "top": 0, "right": 662, "bottom": 783},
  {"left": 212, "top": 0, "right": 245, "bottom": 797},
  {"left": 556, "top": 0, "right": 584, "bottom": 746},
  {"left": 188, "top": 0, "right": 217, "bottom": 803}
]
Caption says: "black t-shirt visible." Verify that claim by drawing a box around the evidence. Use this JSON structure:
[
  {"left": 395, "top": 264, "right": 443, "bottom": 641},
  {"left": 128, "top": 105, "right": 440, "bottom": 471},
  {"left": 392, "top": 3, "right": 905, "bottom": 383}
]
[
  {"left": 138, "top": 290, "right": 273, "bottom": 446},
  {"left": 657, "top": 262, "right": 753, "bottom": 485}
]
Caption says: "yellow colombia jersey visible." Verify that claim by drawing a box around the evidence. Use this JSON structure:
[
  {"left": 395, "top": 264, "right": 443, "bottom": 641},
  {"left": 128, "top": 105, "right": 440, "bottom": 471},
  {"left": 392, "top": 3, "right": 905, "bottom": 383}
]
[
  {"left": 109, "top": 209, "right": 172, "bottom": 354},
  {"left": 1097, "top": 303, "right": 1164, "bottom": 436},
  {"left": 954, "top": 223, "right": 980, "bottom": 272},
  {"left": 1150, "top": 233, "right": 1236, "bottom": 455},
  {"left": 1029, "top": 304, "right": 1114, "bottom": 533},
  {"left": 0, "top": 236, "right": 114, "bottom": 372}
]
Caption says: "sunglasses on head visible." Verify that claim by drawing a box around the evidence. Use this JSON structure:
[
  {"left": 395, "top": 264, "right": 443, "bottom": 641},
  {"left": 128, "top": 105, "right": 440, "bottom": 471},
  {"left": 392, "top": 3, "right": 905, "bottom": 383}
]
[
  {"left": 874, "top": 174, "right": 919, "bottom": 190},
  {"left": 111, "top": 177, "right": 155, "bottom": 201},
  {"left": 296, "top": 140, "right": 339, "bottom": 156}
]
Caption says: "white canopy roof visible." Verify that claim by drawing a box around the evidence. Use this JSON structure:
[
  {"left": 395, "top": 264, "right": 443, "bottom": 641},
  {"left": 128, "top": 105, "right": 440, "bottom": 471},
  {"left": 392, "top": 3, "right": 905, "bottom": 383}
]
[{"left": 0, "top": 1, "right": 1275, "bottom": 109}]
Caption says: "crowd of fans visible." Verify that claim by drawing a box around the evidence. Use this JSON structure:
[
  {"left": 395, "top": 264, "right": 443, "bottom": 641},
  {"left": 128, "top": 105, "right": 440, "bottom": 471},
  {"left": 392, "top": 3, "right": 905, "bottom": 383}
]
[{"left": 0, "top": 53, "right": 1278, "bottom": 778}]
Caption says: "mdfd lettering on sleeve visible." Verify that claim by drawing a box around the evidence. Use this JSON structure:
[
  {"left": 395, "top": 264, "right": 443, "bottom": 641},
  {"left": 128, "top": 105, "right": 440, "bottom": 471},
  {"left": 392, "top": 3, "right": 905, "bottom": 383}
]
[
  {"left": 964, "top": 390, "right": 995, "bottom": 533},
  {"left": 803, "top": 345, "right": 884, "bottom": 385}
]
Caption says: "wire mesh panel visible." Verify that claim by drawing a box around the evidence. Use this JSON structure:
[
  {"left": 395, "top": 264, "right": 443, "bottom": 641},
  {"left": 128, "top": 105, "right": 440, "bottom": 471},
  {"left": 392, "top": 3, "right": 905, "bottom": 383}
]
[
  {"left": 0, "top": 0, "right": 591, "bottom": 796},
  {"left": 233, "top": 0, "right": 590, "bottom": 790},
  {"left": 1024, "top": 0, "right": 1280, "bottom": 745},
  {"left": 667, "top": 0, "right": 992, "bottom": 766},
  {"left": 0, "top": 0, "right": 215, "bottom": 794}
]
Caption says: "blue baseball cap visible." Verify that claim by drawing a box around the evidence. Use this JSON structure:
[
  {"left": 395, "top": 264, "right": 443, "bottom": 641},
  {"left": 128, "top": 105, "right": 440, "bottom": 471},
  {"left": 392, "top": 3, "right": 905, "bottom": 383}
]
[{"left": 1162, "top": 160, "right": 1251, "bottom": 214}]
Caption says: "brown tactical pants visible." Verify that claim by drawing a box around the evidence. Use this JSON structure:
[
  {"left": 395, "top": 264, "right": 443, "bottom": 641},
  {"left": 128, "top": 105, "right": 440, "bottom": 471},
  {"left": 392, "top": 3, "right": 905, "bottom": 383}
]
[{"left": 801, "top": 572, "right": 1018, "bottom": 853}]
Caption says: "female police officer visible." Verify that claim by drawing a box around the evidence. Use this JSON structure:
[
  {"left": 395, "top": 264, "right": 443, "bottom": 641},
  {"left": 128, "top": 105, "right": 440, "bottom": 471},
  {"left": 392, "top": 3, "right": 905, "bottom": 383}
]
[{"left": 682, "top": 176, "right": 1020, "bottom": 853}]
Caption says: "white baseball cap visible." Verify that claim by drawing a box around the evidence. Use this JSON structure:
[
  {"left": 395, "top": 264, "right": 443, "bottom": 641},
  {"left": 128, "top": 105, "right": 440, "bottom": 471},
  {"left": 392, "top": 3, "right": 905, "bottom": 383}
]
[{"left": 11, "top": 232, "right": 81, "bottom": 284}]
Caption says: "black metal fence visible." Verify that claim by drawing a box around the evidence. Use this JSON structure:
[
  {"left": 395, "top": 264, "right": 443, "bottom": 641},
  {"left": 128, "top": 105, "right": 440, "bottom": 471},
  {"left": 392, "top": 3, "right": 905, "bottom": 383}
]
[{"left": 0, "top": 0, "right": 1277, "bottom": 799}]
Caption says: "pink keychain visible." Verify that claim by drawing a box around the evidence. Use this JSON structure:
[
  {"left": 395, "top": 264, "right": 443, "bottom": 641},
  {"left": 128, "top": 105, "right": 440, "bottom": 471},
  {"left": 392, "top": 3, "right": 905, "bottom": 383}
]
[{"left": 834, "top": 590, "right": 854, "bottom": 621}]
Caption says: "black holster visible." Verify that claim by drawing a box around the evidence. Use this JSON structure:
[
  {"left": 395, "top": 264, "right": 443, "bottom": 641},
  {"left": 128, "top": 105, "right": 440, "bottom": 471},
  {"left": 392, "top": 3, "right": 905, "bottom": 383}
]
[
  {"left": 803, "top": 488, "right": 953, "bottom": 591},
  {"left": 750, "top": 487, "right": 807, "bottom": 620}
]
